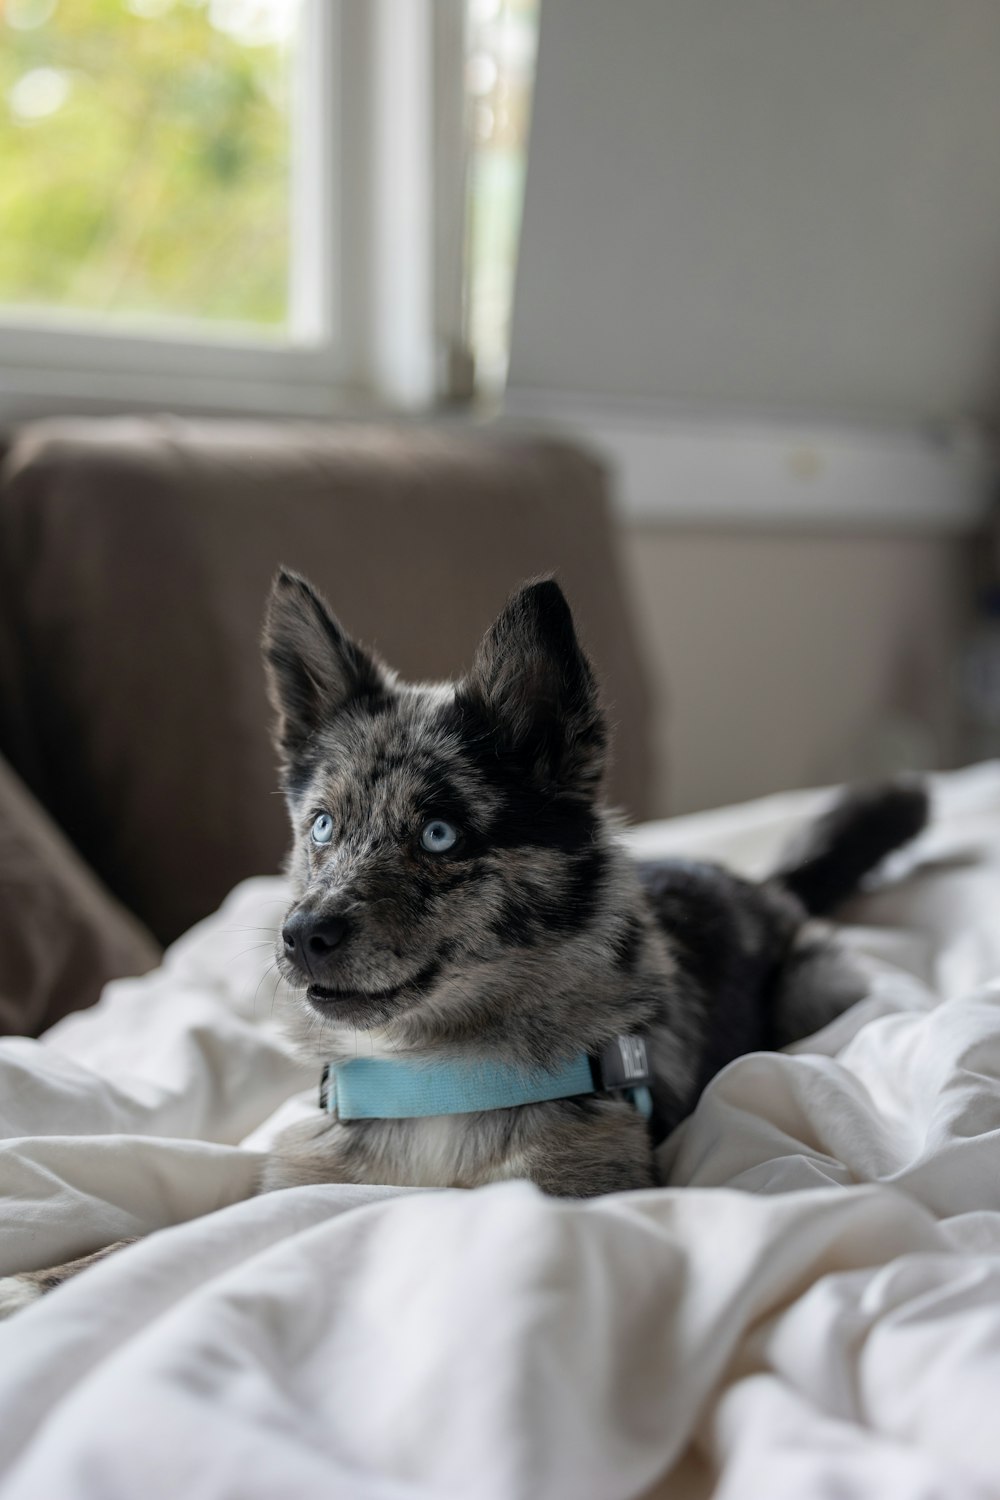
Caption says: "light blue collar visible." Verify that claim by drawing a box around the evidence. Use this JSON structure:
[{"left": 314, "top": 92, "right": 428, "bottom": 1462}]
[{"left": 320, "top": 1037, "right": 653, "bottom": 1121}]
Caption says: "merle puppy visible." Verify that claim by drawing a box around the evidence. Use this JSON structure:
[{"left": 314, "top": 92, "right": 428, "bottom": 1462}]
[
  {"left": 0, "top": 571, "right": 927, "bottom": 1314},
  {"left": 260, "top": 569, "right": 926, "bottom": 1197}
]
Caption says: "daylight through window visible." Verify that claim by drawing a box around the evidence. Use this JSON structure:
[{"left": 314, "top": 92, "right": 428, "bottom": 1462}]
[{"left": 0, "top": 0, "right": 301, "bottom": 335}]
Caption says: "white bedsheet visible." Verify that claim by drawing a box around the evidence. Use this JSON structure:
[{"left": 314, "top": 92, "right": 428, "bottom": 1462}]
[{"left": 4, "top": 765, "right": 1000, "bottom": 1498}]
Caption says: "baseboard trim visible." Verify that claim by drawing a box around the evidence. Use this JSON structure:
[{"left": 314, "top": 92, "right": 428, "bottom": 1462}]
[{"left": 502, "top": 389, "right": 996, "bottom": 533}]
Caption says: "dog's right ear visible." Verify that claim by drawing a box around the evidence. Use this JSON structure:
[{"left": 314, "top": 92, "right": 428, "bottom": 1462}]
[{"left": 262, "top": 569, "right": 388, "bottom": 778}]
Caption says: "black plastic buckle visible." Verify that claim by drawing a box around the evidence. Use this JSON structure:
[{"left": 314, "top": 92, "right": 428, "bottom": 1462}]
[{"left": 591, "top": 1035, "right": 653, "bottom": 1092}]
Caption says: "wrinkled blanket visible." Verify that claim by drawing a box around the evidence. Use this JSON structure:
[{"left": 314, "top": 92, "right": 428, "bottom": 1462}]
[{"left": 4, "top": 764, "right": 1000, "bottom": 1498}]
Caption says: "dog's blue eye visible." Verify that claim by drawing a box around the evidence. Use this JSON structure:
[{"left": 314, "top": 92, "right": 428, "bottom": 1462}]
[
  {"left": 311, "top": 813, "right": 334, "bottom": 846},
  {"left": 420, "top": 819, "right": 458, "bottom": 853}
]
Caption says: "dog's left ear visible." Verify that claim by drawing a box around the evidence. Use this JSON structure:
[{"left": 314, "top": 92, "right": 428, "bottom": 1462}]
[
  {"left": 460, "top": 578, "right": 607, "bottom": 796},
  {"left": 262, "top": 569, "right": 388, "bottom": 780}
]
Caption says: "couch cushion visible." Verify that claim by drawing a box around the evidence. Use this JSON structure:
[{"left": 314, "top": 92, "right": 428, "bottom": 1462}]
[
  {"left": 0, "top": 418, "right": 653, "bottom": 944},
  {"left": 0, "top": 752, "right": 160, "bottom": 1035}
]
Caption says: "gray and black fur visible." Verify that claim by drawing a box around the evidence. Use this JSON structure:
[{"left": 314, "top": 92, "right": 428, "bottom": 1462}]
[
  {"left": 259, "top": 569, "right": 928, "bottom": 1197},
  {"left": 0, "top": 571, "right": 927, "bottom": 1315}
]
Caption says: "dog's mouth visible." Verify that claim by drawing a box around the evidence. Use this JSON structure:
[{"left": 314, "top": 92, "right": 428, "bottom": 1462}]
[{"left": 305, "top": 954, "right": 442, "bottom": 1012}]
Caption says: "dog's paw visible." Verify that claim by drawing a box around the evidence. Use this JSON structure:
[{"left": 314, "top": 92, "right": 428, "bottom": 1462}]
[{"left": 0, "top": 1275, "right": 42, "bottom": 1321}]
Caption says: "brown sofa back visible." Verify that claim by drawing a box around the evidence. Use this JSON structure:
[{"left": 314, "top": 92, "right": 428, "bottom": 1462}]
[{"left": 0, "top": 417, "right": 653, "bottom": 944}]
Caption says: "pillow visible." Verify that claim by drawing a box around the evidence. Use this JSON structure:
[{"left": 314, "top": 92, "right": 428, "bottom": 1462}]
[{"left": 0, "top": 752, "right": 160, "bottom": 1036}]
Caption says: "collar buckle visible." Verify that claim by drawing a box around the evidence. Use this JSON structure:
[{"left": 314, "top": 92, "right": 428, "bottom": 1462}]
[{"left": 592, "top": 1035, "right": 652, "bottom": 1091}]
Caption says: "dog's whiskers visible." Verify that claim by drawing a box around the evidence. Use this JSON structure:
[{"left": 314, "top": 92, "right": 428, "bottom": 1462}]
[{"left": 250, "top": 959, "right": 279, "bottom": 1021}]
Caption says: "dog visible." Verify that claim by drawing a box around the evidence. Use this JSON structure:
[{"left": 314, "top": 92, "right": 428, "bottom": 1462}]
[
  {"left": 259, "top": 570, "right": 926, "bottom": 1195},
  {"left": 0, "top": 569, "right": 927, "bottom": 1313}
]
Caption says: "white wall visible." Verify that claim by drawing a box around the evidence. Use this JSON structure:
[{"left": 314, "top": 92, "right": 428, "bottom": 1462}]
[
  {"left": 620, "top": 527, "right": 976, "bottom": 815},
  {"left": 511, "top": 0, "right": 1000, "bottom": 423},
  {"left": 507, "top": 2, "right": 996, "bottom": 813}
]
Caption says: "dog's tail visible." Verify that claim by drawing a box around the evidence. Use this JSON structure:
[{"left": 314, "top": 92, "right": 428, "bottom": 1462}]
[{"left": 769, "top": 776, "right": 929, "bottom": 916}]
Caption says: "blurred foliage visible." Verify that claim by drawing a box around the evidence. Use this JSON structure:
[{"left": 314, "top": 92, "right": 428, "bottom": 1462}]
[
  {"left": 0, "top": 0, "right": 295, "bottom": 330},
  {"left": 465, "top": 0, "right": 538, "bottom": 389}
]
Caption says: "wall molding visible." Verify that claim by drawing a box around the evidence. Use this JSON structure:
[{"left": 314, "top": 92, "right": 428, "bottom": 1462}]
[{"left": 502, "top": 388, "right": 997, "bottom": 533}]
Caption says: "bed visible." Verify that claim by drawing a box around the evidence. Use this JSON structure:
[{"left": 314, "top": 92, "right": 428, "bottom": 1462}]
[{"left": 2, "top": 763, "right": 1000, "bottom": 1498}]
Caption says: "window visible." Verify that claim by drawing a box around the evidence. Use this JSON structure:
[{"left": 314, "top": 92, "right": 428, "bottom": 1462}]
[
  {"left": 0, "top": 0, "right": 348, "bottom": 419},
  {"left": 463, "top": 0, "right": 538, "bottom": 393},
  {"left": 1, "top": 0, "right": 301, "bottom": 336},
  {"left": 0, "top": 0, "right": 539, "bottom": 418}
]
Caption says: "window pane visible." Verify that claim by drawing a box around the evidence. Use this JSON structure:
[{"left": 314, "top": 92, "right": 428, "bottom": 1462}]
[
  {"left": 0, "top": 0, "right": 300, "bottom": 333},
  {"left": 464, "top": 0, "right": 538, "bottom": 392}
]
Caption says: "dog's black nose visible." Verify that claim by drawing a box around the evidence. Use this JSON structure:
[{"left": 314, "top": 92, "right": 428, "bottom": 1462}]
[{"left": 282, "top": 911, "right": 351, "bottom": 964}]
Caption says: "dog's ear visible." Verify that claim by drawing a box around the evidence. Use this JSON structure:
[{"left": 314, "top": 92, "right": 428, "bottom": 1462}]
[
  {"left": 262, "top": 569, "right": 388, "bottom": 778},
  {"left": 459, "top": 578, "right": 607, "bottom": 796}
]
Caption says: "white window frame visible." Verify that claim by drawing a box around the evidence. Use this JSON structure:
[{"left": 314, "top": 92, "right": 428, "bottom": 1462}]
[{"left": 0, "top": 0, "right": 456, "bottom": 424}]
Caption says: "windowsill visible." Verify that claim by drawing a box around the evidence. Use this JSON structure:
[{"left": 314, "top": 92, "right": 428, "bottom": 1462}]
[{"left": 0, "top": 361, "right": 358, "bottom": 428}]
